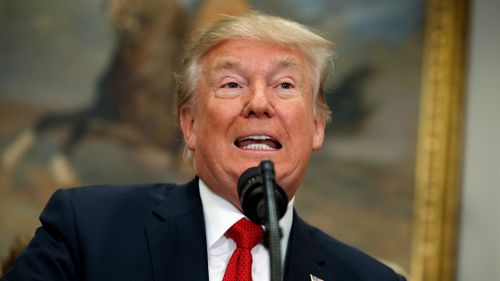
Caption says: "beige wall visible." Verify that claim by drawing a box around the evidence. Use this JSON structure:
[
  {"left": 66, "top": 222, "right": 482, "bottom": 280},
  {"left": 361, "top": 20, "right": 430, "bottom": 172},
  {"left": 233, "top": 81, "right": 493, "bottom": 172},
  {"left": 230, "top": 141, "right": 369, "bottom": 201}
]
[{"left": 458, "top": 0, "right": 500, "bottom": 280}]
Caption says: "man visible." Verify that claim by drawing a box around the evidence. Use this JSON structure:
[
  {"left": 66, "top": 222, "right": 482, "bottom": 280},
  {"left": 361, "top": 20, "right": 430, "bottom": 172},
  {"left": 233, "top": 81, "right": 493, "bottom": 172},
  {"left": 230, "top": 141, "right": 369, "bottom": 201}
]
[{"left": 2, "top": 12, "right": 406, "bottom": 281}]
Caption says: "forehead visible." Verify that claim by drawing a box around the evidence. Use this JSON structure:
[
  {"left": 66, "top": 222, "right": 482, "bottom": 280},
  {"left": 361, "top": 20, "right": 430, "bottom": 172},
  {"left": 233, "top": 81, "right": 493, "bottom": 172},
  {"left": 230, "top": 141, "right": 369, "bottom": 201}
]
[{"left": 202, "top": 39, "right": 309, "bottom": 73}]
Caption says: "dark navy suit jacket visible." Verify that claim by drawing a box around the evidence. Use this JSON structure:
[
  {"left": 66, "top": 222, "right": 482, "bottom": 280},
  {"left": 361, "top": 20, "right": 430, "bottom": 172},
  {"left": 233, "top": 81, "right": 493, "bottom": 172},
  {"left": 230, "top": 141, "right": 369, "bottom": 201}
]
[{"left": 2, "top": 178, "right": 405, "bottom": 281}]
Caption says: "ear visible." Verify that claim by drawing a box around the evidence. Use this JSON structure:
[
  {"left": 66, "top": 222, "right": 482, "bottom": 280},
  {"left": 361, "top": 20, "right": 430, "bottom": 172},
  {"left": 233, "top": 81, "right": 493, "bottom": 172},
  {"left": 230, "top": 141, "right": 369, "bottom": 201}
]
[
  {"left": 312, "top": 116, "right": 326, "bottom": 151},
  {"left": 179, "top": 106, "right": 197, "bottom": 151}
]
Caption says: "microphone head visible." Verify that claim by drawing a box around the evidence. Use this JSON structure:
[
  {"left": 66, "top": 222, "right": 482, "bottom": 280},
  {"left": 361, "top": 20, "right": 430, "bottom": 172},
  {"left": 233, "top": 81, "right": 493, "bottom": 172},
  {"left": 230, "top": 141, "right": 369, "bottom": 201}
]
[
  {"left": 237, "top": 163, "right": 288, "bottom": 225},
  {"left": 237, "top": 166, "right": 260, "bottom": 195}
]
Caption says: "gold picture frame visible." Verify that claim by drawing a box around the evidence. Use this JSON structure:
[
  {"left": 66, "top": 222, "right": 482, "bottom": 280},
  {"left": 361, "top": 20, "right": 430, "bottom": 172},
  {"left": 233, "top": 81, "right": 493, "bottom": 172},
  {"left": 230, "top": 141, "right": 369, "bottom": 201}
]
[{"left": 410, "top": 0, "right": 469, "bottom": 280}]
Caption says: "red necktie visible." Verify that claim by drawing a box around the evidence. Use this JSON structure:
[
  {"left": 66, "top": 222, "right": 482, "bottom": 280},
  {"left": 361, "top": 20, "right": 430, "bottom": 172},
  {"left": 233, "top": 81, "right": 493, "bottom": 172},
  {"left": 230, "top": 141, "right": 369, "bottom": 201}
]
[{"left": 222, "top": 218, "right": 263, "bottom": 281}]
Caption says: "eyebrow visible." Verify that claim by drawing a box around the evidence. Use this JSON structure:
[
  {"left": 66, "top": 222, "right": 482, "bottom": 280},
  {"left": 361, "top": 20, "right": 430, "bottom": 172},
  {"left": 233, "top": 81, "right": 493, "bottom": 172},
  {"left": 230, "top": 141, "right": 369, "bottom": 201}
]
[
  {"left": 273, "top": 56, "right": 301, "bottom": 70},
  {"left": 210, "top": 56, "right": 301, "bottom": 73},
  {"left": 211, "top": 58, "right": 242, "bottom": 72}
]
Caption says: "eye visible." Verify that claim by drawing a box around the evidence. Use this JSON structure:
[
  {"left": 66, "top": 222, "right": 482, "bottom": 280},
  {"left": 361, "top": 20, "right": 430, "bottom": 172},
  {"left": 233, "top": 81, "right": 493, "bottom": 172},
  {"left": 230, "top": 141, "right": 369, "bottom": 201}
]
[
  {"left": 279, "top": 82, "right": 293, "bottom": 89},
  {"left": 272, "top": 79, "right": 299, "bottom": 99},
  {"left": 222, "top": 82, "right": 240, "bottom": 89}
]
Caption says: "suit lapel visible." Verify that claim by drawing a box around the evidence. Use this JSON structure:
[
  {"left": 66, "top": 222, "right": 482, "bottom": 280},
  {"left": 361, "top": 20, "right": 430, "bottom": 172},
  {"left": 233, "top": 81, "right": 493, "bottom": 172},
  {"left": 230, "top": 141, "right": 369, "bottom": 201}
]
[
  {"left": 144, "top": 180, "right": 334, "bottom": 281},
  {"left": 283, "top": 212, "right": 333, "bottom": 281},
  {"left": 145, "top": 178, "right": 209, "bottom": 281}
]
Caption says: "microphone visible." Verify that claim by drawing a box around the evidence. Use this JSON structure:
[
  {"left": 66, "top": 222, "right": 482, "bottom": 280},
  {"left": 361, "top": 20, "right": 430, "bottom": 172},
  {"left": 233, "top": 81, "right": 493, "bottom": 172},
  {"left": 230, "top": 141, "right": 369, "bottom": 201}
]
[
  {"left": 237, "top": 160, "right": 288, "bottom": 225},
  {"left": 237, "top": 160, "right": 288, "bottom": 281}
]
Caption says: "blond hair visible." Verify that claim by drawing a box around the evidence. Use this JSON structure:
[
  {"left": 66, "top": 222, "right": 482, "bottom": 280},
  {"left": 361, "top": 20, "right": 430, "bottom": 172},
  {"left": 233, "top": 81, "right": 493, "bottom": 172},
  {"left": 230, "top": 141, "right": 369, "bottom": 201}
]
[{"left": 176, "top": 11, "right": 334, "bottom": 122}]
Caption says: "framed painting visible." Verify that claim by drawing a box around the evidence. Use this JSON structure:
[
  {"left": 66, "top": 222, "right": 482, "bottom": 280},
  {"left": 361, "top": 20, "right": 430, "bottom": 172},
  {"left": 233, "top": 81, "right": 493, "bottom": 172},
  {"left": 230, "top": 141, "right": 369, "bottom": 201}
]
[
  {"left": 0, "top": 0, "right": 468, "bottom": 280},
  {"left": 253, "top": 1, "right": 468, "bottom": 280}
]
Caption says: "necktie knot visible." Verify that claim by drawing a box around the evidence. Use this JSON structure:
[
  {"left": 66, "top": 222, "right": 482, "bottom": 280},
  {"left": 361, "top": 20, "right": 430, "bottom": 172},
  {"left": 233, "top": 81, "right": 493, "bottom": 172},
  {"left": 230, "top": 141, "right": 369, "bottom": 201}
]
[
  {"left": 223, "top": 218, "right": 263, "bottom": 281},
  {"left": 226, "top": 218, "right": 263, "bottom": 250}
]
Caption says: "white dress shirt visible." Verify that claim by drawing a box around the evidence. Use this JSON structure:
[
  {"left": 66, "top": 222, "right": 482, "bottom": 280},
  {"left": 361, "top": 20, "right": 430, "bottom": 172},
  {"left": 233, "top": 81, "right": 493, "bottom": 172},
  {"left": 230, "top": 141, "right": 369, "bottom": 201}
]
[{"left": 198, "top": 179, "right": 294, "bottom": 281}]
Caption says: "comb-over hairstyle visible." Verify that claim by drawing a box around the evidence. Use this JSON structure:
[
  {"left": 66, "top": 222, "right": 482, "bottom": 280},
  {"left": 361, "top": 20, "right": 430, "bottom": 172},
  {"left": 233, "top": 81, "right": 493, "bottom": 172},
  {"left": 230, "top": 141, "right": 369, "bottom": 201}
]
[{"left": 176, "top": 11, "right": 335, "bottom": 122}]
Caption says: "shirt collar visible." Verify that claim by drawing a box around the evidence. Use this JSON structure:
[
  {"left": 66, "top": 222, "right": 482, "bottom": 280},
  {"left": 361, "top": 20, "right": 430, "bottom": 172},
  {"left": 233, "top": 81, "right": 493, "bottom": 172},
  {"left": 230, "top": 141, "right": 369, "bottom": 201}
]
[{"left": 198, "top": 178, "right": 294, "bottom": 257}]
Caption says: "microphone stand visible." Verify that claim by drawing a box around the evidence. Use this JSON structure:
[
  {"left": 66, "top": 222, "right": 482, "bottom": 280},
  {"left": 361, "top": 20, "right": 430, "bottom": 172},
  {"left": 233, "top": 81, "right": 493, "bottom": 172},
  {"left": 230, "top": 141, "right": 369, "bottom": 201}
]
[{"left": 260, "top": 160, "right": 282, "bottom": 281}]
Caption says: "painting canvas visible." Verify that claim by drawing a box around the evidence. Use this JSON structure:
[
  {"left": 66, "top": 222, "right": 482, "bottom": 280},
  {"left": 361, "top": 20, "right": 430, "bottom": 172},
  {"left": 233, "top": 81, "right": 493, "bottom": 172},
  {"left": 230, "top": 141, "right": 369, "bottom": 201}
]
[{"left": 0, "top": 0, "right": 426, "bottom": 274}]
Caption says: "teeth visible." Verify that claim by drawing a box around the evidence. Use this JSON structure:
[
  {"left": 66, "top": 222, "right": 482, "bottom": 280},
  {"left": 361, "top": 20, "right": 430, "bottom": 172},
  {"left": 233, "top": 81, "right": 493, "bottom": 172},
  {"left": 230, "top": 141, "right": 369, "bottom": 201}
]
[
  {"left": 235, "top": 134, "right": 281, "bottom": 151},
  {"left": 241, "top": 143, "right": 275, "bottom": 150},
  {"left": 242, "top": 135, "right": 272, "bottom": 141}
]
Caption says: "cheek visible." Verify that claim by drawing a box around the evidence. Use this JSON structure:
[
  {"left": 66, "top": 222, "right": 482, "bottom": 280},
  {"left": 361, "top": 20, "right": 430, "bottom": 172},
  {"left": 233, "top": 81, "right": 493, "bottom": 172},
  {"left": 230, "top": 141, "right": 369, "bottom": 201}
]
[
  {"left": 197, "top": 100, "right": 240, "bottom": 137},
  {"left": 285, "top": 104, "right": 316, "bottom": 136},
  {"left": 208, "top": 98, "right": 242, "bottom": 118}
]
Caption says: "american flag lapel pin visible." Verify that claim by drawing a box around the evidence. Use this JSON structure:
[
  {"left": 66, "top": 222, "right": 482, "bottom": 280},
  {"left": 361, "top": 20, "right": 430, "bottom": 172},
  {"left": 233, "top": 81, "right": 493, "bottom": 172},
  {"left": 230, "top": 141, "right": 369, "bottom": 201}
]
[{"left": 310, "top": 274, "right": 324, "bottom": 281}]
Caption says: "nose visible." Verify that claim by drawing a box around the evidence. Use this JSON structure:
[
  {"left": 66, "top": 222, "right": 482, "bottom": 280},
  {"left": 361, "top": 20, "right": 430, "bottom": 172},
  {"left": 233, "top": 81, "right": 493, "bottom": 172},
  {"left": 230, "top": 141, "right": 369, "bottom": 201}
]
[{"left": 242, "top": 83, "right": 275, "bottom": 118}]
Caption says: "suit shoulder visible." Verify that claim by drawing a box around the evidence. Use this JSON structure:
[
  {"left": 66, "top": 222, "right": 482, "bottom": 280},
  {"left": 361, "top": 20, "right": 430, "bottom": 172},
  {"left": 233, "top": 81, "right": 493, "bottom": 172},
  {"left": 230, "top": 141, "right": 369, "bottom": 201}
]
[
  {"left": 48, "top": 182, "right": 185, "bottom": 221},
  {"left": 63, "top": 182, "right": 176, "bottom": 203},
  {"left": 298, "top": 219, "right": 405, "bottom": 280}
]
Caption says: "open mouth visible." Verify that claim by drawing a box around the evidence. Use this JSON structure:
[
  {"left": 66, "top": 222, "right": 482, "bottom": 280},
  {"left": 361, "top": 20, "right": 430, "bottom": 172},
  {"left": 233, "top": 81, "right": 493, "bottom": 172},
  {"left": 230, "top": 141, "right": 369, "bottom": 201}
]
[{"left": 234, "top": 135, "right": 282, "bottom": 151}]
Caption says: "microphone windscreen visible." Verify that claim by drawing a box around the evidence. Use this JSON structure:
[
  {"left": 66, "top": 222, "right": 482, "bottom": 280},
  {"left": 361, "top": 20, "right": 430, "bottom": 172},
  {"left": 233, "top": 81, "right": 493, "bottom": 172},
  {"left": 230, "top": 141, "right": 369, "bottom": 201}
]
[{"left": 237, "top": 166, "right": 260, "bottom": 195}]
